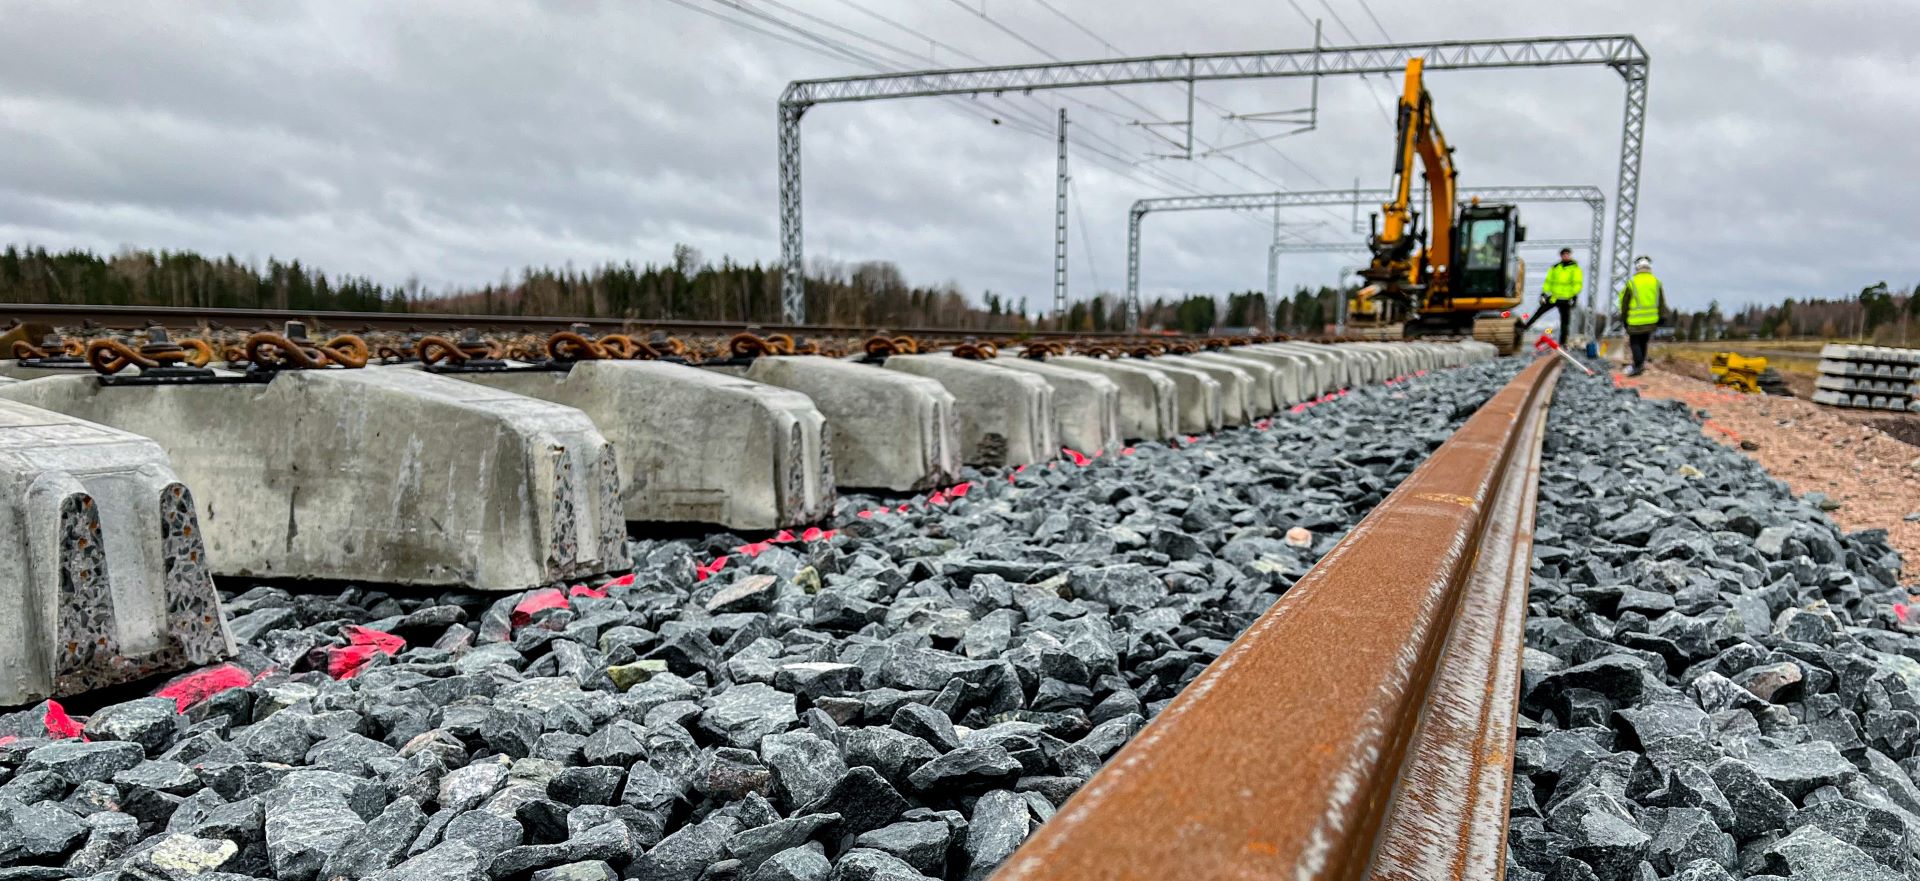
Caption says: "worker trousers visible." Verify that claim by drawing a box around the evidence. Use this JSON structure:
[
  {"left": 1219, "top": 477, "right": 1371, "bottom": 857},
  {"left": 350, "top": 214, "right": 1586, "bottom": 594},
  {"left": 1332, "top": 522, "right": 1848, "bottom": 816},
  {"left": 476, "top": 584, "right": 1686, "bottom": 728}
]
[
  {"left": 1522, "top": 299, "right": 1572, "bottom": 334},
  {"left": 1627, "top": 329, "right": 1653, "bottom": 372}
]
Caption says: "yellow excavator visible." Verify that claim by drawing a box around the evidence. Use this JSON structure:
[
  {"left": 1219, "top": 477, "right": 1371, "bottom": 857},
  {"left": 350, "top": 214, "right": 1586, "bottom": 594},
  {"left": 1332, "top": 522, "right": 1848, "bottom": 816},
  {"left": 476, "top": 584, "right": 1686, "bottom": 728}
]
[{"left": 1349, "top": 58, "right": 1527, "bottom": 353}]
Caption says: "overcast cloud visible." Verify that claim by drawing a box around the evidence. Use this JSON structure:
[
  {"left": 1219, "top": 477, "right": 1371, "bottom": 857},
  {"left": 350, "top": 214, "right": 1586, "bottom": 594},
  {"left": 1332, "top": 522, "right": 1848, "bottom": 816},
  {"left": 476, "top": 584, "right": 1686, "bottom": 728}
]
[{"left": 1, "top": 0, "right": 1914, "bottom": 315}]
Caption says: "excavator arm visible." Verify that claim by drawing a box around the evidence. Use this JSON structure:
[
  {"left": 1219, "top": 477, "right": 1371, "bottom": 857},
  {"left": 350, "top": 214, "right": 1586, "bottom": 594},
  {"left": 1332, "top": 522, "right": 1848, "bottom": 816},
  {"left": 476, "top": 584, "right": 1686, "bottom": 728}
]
[{"left": 1368, "top": 57, "right": 1457, "bottom": 291}]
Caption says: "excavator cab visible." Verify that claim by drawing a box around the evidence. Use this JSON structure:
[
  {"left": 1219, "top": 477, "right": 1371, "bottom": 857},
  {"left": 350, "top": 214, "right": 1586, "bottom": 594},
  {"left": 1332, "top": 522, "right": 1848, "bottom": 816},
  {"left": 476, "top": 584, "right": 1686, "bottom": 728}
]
[
  {"left": 1421, "top": 202, "right": 1526, "bottom": 350},
  {"left": 1450, "top": 204, "right": 1523, "bottom": 301}
]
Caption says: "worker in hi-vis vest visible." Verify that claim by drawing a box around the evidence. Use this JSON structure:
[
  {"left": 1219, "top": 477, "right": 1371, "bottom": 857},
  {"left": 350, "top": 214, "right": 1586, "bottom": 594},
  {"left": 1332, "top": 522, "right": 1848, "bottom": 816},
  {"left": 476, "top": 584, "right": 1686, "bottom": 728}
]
[
  {"left": 1521, "top": 247, "right": 1583, "bottom": 337},
  {"left": 1616, "top": 255, "right": 1667, "bottom": 376}
]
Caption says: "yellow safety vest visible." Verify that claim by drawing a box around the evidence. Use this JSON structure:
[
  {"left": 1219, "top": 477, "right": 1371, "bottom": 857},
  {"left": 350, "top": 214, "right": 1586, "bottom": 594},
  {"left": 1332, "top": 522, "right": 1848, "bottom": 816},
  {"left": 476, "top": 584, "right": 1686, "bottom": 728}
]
[
  {"left": 1543, "top": 262, "right": 1582, "bottom": 302},
  {"left": 1620, "top": 272, "right": 1661, "bottom": 327}
]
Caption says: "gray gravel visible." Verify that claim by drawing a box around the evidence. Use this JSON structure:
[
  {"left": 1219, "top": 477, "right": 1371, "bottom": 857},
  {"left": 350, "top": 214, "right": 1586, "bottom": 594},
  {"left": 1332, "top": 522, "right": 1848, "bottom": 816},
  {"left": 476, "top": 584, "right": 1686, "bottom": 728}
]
[
  {"left": 1510, "top": 367, "right": 1915, "bottom": 881},
  {"left": 0, "top": 359, "right": 1524, "bottom": 881}
]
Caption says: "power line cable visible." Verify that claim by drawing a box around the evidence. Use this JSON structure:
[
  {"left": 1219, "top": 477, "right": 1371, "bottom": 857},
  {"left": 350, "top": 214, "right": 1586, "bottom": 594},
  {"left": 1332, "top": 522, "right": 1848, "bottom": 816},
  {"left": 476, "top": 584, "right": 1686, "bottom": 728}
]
[
  {"left": 759, "top": 0, "right": 1081, "bottom": 140},
  {"left": 1067, "top": 176, "right": 1103, "bottom": 292},
  {"left": 1314, "top": 0, "right": 1367, "bottom": 44},
  {"left": 1353, "top": 0, "right": 1394, "bottom": 40},
  {"left": 824, "top": 0, "right": 1235, "bottom": 200},
  {"left": 701, "top": 0, "right": 1280, "bottom": 237},
  {"left": 834, "top": 0, "right": 1244, "bottom": 195},
  {"left": 757, "top": 0, "right": 943, "bottom": 67},
  {"left": 1017, "top": 2, "right": 1346, "bottom": 217},
  {"left": 834, "top": 0, "right": 989, "bottom": 63},
  {"left": 699, "top": 0, "right": 1062, "bottom": 142},
  {"left": 1318, "top": 0, "right": 1400, "bottom": 119},
  {"left": 1019, "top": 0, "right": 1276, "bottom": 174},
  {"left": 674, "top": 0, "right": 1282, "bottom": 291},
  {"left": 663, "top": 0, "right": 872, "bottom": 65},
  {"left": 1031, "top": 0, "right": 1126, "bottom": 55},
  {"left": 1283, "top": 0, "right": 1393, "bottom": 122},
  {"left": 942, "top": 0, "right": 1296, "bottom": 195},
  {"left": 1018, "top": 1, "right": 1320, "bottom": 185},
  {"left": 942, "top": 0, "right": 1062, "bottom": 62},
  {"left": 708, "top": 0, "right": 899, "bottom": 69},
  {"left": 832, "top": 0, "right": 1332, "bottom": 198}
]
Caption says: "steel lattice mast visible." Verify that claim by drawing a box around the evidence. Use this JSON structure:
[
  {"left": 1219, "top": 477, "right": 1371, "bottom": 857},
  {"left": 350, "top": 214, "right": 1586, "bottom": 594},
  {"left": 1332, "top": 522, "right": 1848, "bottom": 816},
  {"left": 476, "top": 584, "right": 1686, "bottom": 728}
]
[{"left": 1053, "top": 109, "right": 1069, "bottom": 322}]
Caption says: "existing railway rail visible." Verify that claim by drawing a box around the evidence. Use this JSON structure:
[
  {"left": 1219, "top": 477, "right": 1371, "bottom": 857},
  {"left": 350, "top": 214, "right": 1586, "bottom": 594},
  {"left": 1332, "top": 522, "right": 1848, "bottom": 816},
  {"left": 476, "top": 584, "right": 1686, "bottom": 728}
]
[
  {"left": 0, "top": 302, "right": 1166, "bottom": 340},
  {"left": 992, "top": 355, "right": 1562, "bottom": 881}
]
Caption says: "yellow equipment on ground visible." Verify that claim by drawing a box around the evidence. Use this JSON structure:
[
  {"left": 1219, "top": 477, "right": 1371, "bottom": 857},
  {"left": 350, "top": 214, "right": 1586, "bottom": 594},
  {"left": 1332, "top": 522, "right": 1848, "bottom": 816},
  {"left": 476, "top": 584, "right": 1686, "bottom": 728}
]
[
  {"left": 1710, "top": 352, "right": 1766, "bottom": 393},
  {"left": 1348, "top": 58, "right": 1527, "bottom": 354}
]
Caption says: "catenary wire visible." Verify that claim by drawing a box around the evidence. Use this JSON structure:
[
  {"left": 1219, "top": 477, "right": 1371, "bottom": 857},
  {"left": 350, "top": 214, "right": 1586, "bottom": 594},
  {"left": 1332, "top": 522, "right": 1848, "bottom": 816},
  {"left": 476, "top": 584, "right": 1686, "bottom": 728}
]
[
  {"left": 1017, "top": 1, "right": 1348, "bottom": 215},
  {"left": 684, "top": 0, "right": 1277, "bottom": 241},
  {"left": 1284, "top": 0, "right": 1394, "bottom": 122},
  {"left": 813, "top": 0, "right": 1279, "bottom": 215}
]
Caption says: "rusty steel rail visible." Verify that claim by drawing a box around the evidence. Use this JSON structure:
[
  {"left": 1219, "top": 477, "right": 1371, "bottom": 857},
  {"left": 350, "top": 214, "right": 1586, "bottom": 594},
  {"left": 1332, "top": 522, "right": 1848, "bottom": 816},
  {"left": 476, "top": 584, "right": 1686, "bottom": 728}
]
[
  {"left": 994, "top": 355, "right": 1562, "bottom": 881},
  {"left": 0, "top": 303, "right": 1185, "bottom": 340}
]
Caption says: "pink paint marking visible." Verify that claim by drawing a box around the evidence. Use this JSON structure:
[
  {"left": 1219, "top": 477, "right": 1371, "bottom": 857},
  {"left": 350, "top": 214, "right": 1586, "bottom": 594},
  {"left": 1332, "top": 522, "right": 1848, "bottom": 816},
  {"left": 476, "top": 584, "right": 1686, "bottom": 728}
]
[
  {"left": 154, "top": 664, "right": 256, "bottom": 712},
  {"left": 696, "top": 554, "right": 732, "bottom": 582},
  {"left": 510, "top": 587, "right": 569, "bottom": 627},
  {"left": 327, "top": 645, "right": 382, "bottom": 680},
  {"left": 342, "top": 626, "right": 405, "bottom": 654},
  {"left": 44, "top": 702, "right": 83, "bottom": 739}
]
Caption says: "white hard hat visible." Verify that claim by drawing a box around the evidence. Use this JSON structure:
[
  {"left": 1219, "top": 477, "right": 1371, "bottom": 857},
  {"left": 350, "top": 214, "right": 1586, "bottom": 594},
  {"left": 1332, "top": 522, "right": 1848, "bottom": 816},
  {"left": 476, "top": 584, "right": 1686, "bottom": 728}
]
[{"left": 1633, "top": 256, "right": 1652, "bottom": 272}]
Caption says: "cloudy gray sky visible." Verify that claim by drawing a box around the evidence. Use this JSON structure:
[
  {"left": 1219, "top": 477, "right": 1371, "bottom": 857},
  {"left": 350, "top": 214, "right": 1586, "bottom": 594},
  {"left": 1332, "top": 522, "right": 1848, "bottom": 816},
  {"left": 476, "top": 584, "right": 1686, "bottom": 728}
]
[{"left": 1, "top": 1, "right": 1914, "bottom": 315}]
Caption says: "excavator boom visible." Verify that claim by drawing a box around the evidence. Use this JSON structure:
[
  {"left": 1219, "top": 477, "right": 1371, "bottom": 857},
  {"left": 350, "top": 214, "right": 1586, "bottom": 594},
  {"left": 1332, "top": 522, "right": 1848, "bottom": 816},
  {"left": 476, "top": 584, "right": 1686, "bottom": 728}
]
[{"left": 1374, "top": 57, "right": 1457, "bottom": 282}]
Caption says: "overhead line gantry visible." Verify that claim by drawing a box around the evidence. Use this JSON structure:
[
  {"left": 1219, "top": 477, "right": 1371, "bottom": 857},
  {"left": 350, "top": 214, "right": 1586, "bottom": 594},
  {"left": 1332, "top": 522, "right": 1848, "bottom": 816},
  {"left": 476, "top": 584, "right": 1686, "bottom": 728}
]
[{"left": 777, "top": 35, "right": 1648, "bottom": 328}]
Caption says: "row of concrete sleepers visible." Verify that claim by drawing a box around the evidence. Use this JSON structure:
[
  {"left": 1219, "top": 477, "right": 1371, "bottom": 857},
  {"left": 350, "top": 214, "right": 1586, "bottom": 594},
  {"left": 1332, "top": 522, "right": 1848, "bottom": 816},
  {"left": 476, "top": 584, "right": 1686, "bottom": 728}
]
[{"left": 0, "top": 338, "right": 1491, "bottom": 703}]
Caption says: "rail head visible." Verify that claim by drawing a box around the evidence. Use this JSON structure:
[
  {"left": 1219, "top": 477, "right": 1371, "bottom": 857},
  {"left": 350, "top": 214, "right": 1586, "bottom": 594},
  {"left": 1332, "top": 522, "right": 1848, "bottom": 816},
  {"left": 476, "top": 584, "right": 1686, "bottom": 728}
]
[{"left": 992, "top": 356, "right": 1562, "bottom": 881}]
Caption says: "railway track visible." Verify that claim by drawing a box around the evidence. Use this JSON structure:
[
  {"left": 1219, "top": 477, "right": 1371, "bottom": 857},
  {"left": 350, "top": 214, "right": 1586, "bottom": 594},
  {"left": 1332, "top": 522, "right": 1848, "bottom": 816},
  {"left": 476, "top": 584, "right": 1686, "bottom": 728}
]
[
  {"left": 993, "top": 355, "right": 1562, "bottom": 881},
  {"left": 0, "top": 302, "right": 1156, "bottom": 340},
  {"left": 0, "top": 311, "right": 1550, "bottom": 879}
]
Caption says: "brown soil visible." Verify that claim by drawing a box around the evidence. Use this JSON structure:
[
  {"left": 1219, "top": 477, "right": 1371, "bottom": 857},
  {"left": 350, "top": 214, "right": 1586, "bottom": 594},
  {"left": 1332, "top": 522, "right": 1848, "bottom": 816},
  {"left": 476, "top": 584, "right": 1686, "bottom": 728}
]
[
  {"left": 1780, "top": 371, "right": 1819, "bottom": 401},
  {"left": 1627, "top": 365, "right": 1920, "bottom": 576},
  {"left": 1873, "top": 418, "right": 1920, "bottom": 449},
  {"left": 1652, "top": 354, "right": 1918, "bottom": 444},
  {"left": 1655, "top": 355, "right": 1714, "bottom": 384}
]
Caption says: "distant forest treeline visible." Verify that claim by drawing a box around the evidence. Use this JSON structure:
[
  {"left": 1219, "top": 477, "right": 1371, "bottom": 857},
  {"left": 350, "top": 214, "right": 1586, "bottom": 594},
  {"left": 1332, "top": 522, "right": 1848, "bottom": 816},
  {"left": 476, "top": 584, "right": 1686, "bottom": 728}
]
[
  {"left": 1670, "top": 282, "right": 1919, "bottom": 345},
  {"left": 0, "top": 244, "right": 1300, "bottom": 333},
  {"left": 2, "top": 245, "right": 1914, "bottom": 340}
]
